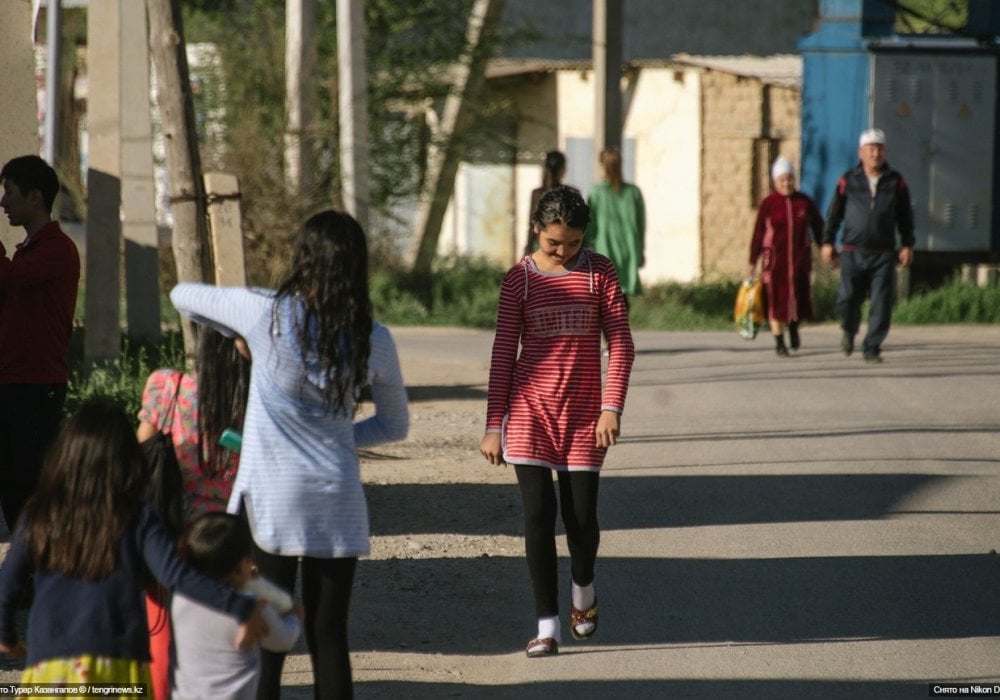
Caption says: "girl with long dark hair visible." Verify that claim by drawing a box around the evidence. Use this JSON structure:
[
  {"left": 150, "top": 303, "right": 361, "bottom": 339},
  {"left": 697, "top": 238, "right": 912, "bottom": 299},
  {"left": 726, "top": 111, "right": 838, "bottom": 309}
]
[
  {"left": 136, "top": 327, "right": 252, "bottom": 699},
  {"left": 170, "top": 209, "right": 409, "bottom": 699},
  {"left": 524, "top": 150, "right": 568, "bottom": 255},
  {"left": 0, "top": 397, "right": 264, "bottom": 689}
]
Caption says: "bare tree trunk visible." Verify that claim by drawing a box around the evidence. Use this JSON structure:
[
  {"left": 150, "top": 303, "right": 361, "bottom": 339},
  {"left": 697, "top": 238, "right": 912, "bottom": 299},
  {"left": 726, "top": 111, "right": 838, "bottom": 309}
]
[
  {"left": 405, "top": 0, "right": 505, "bottom": 279},
  {"left": 146, "top": 0, "right": 210, "bottom": 361}
]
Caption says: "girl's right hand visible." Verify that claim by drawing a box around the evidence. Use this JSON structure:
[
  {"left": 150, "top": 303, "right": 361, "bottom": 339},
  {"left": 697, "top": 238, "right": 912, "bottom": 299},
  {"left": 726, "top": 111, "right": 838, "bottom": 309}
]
[{"left": 479, "top": 433, "right": 505, "bottom": 466}]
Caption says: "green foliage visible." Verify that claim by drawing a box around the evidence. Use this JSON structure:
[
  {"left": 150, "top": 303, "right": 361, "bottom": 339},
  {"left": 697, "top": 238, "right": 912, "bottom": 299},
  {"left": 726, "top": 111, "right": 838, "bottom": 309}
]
[
  {"left": 65, "top": 333, "right": 185, "bottom": 424},
  {"left": 894, "top": 0, "right": 967, "bottom": 34},
  {"left": 178, "top": 0, "right": 508, "bottom": 285},
  {"left": 894, "top": 279, "right": 1000, "bottom": 324},
  {"left": 371, "top": 256, "right": 504, "bottom": 328},
  {"left": 369, "top": 260, "right": 849, "bottom": 330},
  {"left": 628, "top": 281, "right": 737, "bottom": 331}
]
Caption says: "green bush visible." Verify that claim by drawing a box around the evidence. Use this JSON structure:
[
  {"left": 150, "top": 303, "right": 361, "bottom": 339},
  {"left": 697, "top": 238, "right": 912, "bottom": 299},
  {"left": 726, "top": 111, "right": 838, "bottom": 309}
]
[
  {"left": 894, "top": 279, "right": 1000, "bottom": 324},
  {"left": 65, "top": 332, "right": 185, "bottom": 423},
  {"left": 371, "top": 256, "right": 504, "bottom": 328}
]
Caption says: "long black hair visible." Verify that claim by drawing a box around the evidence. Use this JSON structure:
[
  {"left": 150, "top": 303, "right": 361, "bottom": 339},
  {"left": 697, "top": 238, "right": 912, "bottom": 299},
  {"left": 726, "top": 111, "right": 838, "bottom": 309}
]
[
  {"left": 530, "top": 184, "right": 591, "bottom": 232},
  {"left": 273, "top": 209, "right": 372, "bottom": 414},
  {"left": 196, "top": 327, "right": 250, "bottom": 475},
  {"left": 21, "top": 397, "right": 146, "bottom": 579},
  {"left": 540, "top": 150, "right": 566, "bottom": 190}
]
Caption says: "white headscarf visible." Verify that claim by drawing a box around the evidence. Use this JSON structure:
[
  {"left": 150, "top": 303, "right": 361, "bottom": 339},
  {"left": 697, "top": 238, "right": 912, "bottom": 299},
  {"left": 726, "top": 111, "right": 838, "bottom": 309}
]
[{"left": 771, "top": 156, "right": 794, "bottom": 181}]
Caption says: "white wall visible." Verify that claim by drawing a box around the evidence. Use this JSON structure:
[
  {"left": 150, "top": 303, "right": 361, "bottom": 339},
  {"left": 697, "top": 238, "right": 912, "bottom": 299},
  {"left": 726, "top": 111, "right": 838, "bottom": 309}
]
[
  {"left": 438, "top": 64, "right": 705, "bottom": 282},
  {"left": 556, "top": 67, "right": 703, "bottom": 284},
  {"left": 0, "top": 0, "right": 42, "bottom": 252}
]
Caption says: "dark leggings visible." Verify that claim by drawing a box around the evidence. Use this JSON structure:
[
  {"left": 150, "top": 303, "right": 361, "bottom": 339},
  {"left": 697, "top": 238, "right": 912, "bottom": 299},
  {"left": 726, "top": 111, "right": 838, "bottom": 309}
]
[
  {"left": 514, "top": 465, "right": 600, "bottom": 618},
  {"left": 250, "top": 542, "right": 357, "bottom": 700}
]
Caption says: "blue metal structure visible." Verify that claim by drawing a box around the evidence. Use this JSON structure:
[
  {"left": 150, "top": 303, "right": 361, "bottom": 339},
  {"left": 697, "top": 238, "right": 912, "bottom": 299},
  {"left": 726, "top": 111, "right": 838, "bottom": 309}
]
[
  {"left": 800, "top": 0, "right": 1000, "bottom": 261},
  {"left": 798, "top": 0, "right": 894, "bottom": 213}
]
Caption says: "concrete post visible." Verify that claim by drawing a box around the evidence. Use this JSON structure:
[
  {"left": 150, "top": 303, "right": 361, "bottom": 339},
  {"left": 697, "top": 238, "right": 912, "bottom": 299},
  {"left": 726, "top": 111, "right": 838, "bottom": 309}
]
[
  {"left": 121, "top": 0, "right": 161, "bottom": 340},
  {"left": 43, "top": 0, "right": 63, "bottom": 166},
  {"left": 285, "top": 0, "right": 316, "bottom": 196},
  {"left": 84, "top": 0, "right": 123, "bottom": 366},
  {"left": 204, "top": 172, "right": 246, "bottom": 286},
  {"left": 593, "top": 0, "right": 623, "bottom": 155},
  {"left": 0, "top": 1, "right": 41, "bottom": 253},
  {"left": 337, "top": 0, "right": 370, "bottom": 232}
]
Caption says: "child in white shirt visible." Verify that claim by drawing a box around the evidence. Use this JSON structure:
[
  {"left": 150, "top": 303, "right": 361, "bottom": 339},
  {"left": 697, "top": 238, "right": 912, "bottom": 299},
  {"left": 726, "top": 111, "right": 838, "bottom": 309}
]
[{"left": 171, "top": 512, "right": 302, "bottom": 700}]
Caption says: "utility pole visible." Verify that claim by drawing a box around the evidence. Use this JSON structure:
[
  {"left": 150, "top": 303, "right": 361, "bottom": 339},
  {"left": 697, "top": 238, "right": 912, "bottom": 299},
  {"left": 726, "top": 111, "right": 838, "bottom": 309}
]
[
  {"left": 43, "top": 0, "right": 62, "bottom": 166},
  {"left": 337, "top": 0, "right": 370, "bottom": 231},
  {"left": 285, "top": 0, "right": 316, "bottom": 196},
  {"left": 593, "top": 0, "right": 623, "bottom": 155}
]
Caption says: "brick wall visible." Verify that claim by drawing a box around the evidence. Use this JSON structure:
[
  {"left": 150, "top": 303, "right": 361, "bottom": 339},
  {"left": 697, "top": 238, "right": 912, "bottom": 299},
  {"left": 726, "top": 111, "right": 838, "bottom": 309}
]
[{"left": 700, "top": 72, "right": 801, "bottom": 278}]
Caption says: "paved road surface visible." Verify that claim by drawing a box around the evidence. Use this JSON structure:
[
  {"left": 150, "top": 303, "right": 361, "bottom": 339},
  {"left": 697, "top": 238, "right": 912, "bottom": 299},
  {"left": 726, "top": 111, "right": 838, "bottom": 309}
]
[{"left": 1, "top": 324, "right": 998, "bottom": 699}]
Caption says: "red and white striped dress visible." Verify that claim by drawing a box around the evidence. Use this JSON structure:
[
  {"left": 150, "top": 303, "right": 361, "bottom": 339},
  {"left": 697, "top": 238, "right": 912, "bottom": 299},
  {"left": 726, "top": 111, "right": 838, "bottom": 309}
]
[{"left": 485, "top": 250, "right": 635, "bottom": 471}]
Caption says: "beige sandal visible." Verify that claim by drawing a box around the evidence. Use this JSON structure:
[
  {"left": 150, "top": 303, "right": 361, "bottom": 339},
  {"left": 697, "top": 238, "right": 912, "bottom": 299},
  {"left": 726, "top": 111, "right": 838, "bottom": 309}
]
[
  {"left": 570, "top": 599, "right": 598, "bottom": 640},
  {"left": 525, "top": 636, "right": 559, "bottom": 657}
]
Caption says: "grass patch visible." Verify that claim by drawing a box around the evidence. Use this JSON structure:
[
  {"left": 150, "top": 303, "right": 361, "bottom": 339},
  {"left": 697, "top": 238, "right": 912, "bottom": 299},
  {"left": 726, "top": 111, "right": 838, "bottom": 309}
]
[
  {"left": 65, "top": 330, "right": 186, "bottom": 422},
  {"left": 894, "top": 278, "right": 1000, "bottom": 324}
]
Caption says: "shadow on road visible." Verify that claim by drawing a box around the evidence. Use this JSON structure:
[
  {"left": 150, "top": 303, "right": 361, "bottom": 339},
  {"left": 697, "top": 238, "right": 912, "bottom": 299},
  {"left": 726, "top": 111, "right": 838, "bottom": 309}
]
[
  {"left": 366, "top": 472, "right": 992, "bottom": 537},
  {"left": 352, "top": 551, "right": 1000, "bottom": 652}
]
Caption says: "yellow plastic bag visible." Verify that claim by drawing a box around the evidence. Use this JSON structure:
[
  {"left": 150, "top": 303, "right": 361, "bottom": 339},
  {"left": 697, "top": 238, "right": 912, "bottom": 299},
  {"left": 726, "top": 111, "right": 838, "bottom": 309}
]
[{"left": 734, "top": 278, "right": 764, "bottom": 340}]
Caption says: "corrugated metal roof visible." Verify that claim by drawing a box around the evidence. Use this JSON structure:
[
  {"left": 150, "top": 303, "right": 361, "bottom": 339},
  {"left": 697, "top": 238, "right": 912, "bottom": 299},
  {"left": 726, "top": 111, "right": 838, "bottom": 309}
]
[
  {"left": 672, "top": 53, "right": 803, "bottom": 88},
  {"left": 486, "top": 54, "right": 804, "bottom": 88}
]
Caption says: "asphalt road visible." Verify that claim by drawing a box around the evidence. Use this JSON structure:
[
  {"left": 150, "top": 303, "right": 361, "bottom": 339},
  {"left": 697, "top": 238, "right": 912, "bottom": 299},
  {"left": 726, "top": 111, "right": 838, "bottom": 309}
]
[
  {"left": 1, "top": 323, "right": 998, "bottom": 699},
  {"left": 350, "top": 323, "right": 1000, "bottom": 699}
]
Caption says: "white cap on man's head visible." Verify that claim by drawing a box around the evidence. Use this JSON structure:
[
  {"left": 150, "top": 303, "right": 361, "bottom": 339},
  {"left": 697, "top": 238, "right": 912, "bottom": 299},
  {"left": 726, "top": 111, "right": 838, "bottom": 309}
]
[
  {"left": 771, "top": 156, "right": 794, "bottom": 180},
  {"left": 859, "top": 128, "right": 886, "bottom": 147}
]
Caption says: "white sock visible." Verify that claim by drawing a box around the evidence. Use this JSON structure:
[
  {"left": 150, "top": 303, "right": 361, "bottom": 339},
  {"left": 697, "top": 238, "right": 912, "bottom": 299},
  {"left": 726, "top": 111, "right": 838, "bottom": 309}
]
[
  {"left": 572, "top": 581, "right": 595, "bottom": 611},
  {"left": 537, "top": 615, "right": 560, "bottom": 642}
]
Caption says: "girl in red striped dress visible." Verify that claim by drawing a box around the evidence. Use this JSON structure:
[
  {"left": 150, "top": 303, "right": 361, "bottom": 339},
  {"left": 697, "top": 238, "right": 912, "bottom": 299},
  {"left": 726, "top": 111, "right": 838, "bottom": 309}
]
[{"left": 479, "top": 185, "right": 635, "bottom": 657}]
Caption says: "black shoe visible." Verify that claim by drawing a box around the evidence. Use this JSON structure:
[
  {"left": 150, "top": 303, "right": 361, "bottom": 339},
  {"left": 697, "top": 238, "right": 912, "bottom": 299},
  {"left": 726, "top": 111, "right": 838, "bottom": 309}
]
[
  {"left": 774, "top": 335, "right": 789, "bottom": 357},
  {"left": 789, "top": 324, "right": 800, "bottom": 350},
  {"left": 863, "top": 352, "right": 882, "bottom": 364},
  {"left": 840, "top": 333, "right": 854, "bottom": 357}
]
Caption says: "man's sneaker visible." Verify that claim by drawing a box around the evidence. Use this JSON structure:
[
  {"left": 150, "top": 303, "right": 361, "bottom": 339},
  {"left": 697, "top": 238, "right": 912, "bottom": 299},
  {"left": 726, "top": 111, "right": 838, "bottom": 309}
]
[
  {"left": 863, "top": 352, "right": 882, "bottom": 364},
  {"left": 840, "top": 333, "right": 854, "bottom": 357}
]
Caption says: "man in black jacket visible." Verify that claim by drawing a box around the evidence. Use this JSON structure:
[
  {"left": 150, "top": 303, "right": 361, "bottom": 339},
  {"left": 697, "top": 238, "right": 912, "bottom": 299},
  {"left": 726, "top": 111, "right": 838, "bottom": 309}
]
[{"left": 821, "top": 128, "right": 915, "bottom": 363}]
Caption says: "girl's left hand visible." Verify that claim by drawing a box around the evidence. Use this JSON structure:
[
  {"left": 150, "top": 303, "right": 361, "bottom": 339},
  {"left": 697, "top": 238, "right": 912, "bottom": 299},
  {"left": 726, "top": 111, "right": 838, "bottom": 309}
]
[
  {"left": 595, "top": 411, "right": 621, "bottom": 448},
  {"left": 236, "top": 600, "right": 270, "bottom": 651},
  {"left": 0, "top": 640, "right": 26, "bottom": 658}
]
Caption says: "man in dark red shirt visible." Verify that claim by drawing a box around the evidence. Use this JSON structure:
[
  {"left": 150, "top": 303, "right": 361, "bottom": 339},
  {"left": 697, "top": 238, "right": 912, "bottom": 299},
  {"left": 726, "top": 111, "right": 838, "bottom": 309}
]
[{"left": 0, "top": 155, "right": 80, "bottom": 530}]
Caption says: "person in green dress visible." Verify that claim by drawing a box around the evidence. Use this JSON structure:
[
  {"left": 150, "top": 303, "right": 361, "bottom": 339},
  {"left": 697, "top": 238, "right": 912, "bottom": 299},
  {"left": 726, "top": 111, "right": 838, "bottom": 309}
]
[{"left": 586, "top": 147, "right": 645, "bottom": 305}]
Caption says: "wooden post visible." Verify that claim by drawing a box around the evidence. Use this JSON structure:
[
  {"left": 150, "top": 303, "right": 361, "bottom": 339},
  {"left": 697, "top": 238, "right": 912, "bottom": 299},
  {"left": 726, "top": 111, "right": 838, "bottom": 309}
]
[
  {"left": 204, "top": 172, "right": 246, "bottom": 286},
  {"left": 146, "top": 0, "right": 211, "bottom": 362}
]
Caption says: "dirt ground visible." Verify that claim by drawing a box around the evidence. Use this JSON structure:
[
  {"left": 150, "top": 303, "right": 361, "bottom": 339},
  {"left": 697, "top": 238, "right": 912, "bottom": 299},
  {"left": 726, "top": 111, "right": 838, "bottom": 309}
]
[{"left": 0, "top": 326, "right": 512, "bottom": 697}]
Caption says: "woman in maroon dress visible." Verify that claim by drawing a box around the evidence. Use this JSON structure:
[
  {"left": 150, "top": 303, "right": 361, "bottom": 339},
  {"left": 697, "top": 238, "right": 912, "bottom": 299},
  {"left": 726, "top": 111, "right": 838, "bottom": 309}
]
[{"left": 748, "top": 156, "right": 824, "bottom": 356}]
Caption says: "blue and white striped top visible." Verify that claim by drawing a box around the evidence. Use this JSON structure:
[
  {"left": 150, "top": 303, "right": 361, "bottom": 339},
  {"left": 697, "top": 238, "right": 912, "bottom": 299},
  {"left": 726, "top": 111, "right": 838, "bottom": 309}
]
[{"left": 170, "top": 283, "right": 409, "bottom": 558}]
